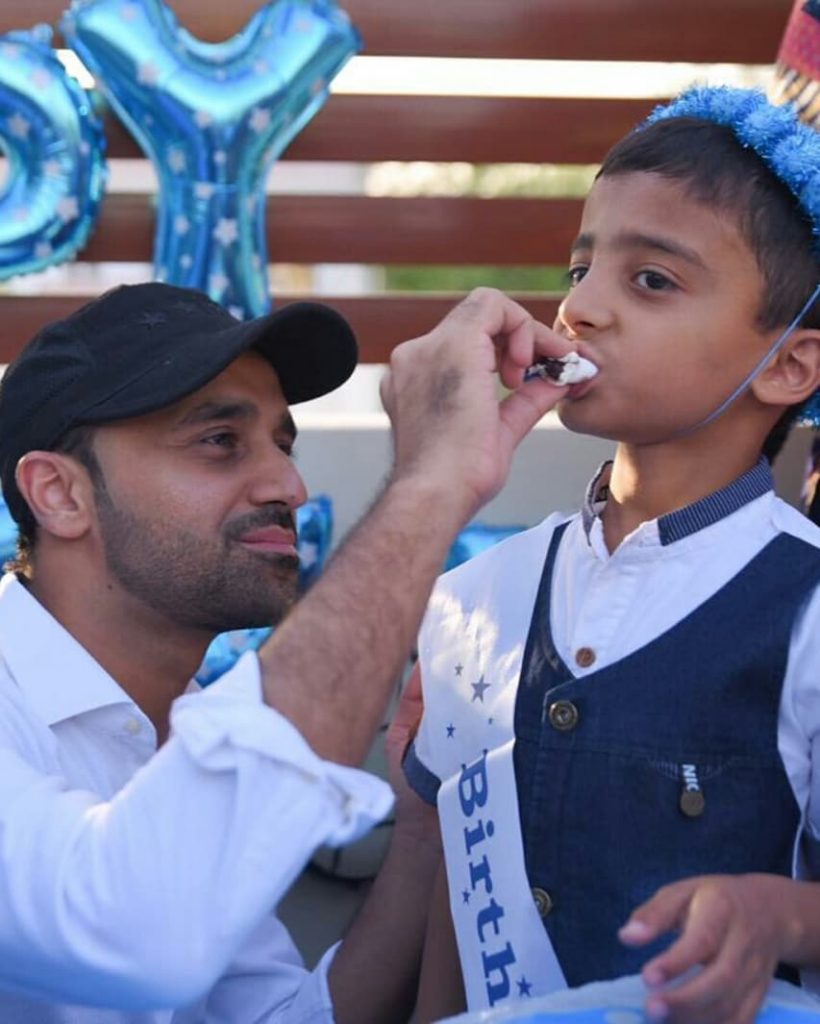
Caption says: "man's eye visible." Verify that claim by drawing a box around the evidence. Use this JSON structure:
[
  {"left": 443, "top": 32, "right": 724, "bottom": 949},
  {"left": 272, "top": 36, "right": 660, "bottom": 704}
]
[
  {"left": 566, "top": 265, "right": 588, "bottom": 287},
  {"left": 635, "top": 270, "right": 674, "bottom": 291},
  {"left": 277, "top": 442, "right": 296, "bottom": 459},
  {"left": 202, "top": 432, "right": 238, "bottom": 449}
]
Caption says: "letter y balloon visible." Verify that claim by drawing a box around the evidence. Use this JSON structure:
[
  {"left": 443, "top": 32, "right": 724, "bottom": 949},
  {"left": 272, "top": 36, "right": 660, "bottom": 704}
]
[{"left": 61, "top": 0, "right": 361, "bottom": 319}]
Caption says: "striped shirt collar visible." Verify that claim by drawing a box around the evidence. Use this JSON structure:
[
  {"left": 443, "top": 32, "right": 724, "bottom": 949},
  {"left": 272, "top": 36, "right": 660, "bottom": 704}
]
[{"left": 581, "top": 456, "right": 774, "bottom": 546}]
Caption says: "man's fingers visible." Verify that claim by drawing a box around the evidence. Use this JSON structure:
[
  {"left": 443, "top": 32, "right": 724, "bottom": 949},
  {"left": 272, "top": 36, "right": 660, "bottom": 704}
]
[
  {"left": 448, "top": 287, "right": 534, "bottom": 346},
  {"left": 620, "top": 879, "right": 700, "bottom": 949},
  {"left": 497, "top": 378, "right": 565, "bottom": 453},
  {"left": 497, "top": 316, "right": 576, "bottom": 390}
]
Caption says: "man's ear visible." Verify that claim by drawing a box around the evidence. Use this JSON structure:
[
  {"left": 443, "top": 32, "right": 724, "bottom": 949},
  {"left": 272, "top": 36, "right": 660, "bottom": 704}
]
[
  {"left": 15, "top": 452, "right": 95, "bottom": 541},
  {"left": 752, "top": 328, "right": 820, "bottom": 410}
]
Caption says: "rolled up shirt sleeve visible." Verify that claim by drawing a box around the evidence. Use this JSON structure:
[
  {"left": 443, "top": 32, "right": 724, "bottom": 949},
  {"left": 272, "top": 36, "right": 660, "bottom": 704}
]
[{"left": 0, "top": 652, "right": 393, "bottom": 1012}]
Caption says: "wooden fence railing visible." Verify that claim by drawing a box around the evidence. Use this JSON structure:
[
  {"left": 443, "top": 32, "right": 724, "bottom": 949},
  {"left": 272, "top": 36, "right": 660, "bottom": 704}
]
[{"left": 0, "top": 0, "right": 794, "bottom": 362}]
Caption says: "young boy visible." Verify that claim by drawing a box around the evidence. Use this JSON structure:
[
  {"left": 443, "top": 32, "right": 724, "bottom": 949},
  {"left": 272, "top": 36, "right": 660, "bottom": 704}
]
[{"left": 403, "top": 86, "right": 820, "bottom": 1023}]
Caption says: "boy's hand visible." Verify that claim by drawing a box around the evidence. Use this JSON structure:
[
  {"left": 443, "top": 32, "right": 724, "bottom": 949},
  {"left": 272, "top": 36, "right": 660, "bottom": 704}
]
[
  {"left": 619, "top": 874, "right": 800, "bottom": 1024},
  {"left": 385, "top": 666, "right": 440, "bottom": 855}
]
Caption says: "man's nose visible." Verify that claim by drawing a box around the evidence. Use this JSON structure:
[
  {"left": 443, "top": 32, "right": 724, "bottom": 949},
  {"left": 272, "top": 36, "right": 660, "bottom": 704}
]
[{"left": 248, "top": 445, "right": 308, "bottom": 511}]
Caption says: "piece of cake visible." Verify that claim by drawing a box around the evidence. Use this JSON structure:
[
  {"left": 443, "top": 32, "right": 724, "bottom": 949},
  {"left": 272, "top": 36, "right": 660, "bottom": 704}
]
[{"left": 525, "top": 351, "right": 598, "bottom": 386}]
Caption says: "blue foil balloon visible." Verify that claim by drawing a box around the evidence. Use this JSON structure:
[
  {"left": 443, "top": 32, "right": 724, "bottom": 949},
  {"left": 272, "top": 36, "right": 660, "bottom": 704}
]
[
  {"left": 444, "top": 523, "right": 527, "bottom": 574},
  {"left": 196, "top": 494, "right": 334, "bottom": 685},
  {"left": 62, "top": 0, "right": 361, "bottom": 319},
  {"left": 0, "top": 491, "right": 17, "bottom": 568},
  {"left": 0, "top": 24, "right": 106, "bottom": 279}
]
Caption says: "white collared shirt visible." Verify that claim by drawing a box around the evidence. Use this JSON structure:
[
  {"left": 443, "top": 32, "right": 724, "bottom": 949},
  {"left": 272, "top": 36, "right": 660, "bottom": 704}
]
[
  {"left": 0, "top": 574, "right": 393, "bottom": 1022},
  {"left": 551, "top": 465, "right": 820, "bottom": 843},
  {"left": 413, "top": 460, "right": 820, "bottom": 843}
]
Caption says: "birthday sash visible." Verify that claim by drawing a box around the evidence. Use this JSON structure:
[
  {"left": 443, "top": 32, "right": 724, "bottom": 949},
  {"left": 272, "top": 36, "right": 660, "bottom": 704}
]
[{"left": 416, "top": 515, "right": 569, "bottom": 1011}]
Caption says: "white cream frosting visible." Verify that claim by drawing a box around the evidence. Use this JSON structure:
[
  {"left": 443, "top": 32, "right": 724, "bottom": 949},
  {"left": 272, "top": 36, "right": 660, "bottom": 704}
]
[{"left": 527, "top": 352, "right": 599, "bottom": 386}]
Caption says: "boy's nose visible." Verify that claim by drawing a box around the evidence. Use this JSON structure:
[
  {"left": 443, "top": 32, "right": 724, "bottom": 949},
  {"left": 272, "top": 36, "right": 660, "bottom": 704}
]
[{"left": 557, "top": 274, "right": 613, "bottom": 337}]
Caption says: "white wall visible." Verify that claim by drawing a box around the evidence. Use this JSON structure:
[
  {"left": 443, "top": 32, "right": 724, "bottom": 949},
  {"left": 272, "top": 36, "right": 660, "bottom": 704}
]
[{"left": 292, "top": 411, "right": 815, "bottom": 546}]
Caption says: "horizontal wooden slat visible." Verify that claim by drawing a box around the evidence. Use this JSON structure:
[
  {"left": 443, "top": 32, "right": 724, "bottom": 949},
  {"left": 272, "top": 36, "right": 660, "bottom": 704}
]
[
  {"left": 0, "top": 293, "right": 563, "bottom": 363},
  {"left": 7, "top": 0, "right": 791, "bottom": 63},
  {"left": 101, "top": 95, "right": 658, "bottom": 164},
  {"left": 76, "top": 193, "right": 582, "bottom": 264}
]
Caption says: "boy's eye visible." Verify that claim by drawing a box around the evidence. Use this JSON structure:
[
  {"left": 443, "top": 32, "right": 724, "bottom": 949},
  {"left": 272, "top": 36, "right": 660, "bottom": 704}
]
[
  {"left": 277, "top": 441, "right": 296, "bottom": 459},
  {"left": 566, "top": 265, "right": 588, "bottom": 287},
  {"left": 635, "top": 270, "right": 675, "bottom": 291}
]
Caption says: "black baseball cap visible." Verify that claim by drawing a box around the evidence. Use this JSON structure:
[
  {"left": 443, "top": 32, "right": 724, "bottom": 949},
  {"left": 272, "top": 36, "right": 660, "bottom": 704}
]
[{"left": 0, "top": 282, "right": 359, "bottom": 526}]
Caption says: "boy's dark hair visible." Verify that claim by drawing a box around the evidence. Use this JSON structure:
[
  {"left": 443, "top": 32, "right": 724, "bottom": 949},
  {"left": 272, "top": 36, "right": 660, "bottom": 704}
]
[
  {"left": 7, "top": 424, "right": 103, "bottom": 578},
  {"left": 596, "top": 117, "right": 819, "bottom": 459}
]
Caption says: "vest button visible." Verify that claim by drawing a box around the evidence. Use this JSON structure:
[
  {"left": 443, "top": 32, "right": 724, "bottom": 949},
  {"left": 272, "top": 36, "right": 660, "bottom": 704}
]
[
  {"left": 548, "top": 699, "right": 579, "bottom": 731},
  {"left": 532, "top": 887, "right": 553, "bottom": 918},
  {"left": 575, "top": 646, "right": 596, "bottom": 668},
  {"left": 679, "top": 789, "right": 706, "bottom": 818}
]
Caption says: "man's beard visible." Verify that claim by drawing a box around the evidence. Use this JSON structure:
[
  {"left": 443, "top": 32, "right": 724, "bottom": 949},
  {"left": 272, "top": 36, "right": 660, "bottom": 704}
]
[{"left": 95, "top": 490, "right": 300, "bottom": 634}]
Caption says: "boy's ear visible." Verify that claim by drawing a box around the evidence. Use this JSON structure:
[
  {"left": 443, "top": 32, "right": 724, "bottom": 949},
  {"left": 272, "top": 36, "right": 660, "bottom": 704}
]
[
  {"left": 15, "top": 452, "right": 96, "bottom": 541},
  {"left": 751, "top": 328, "right": 820, "bottom": 410}
]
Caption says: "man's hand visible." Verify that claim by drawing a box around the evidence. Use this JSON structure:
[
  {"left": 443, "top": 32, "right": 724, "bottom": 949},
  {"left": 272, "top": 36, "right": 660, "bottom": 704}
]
[
  {"left": 260, "top": 290, "right": 572, "bottom": 766},
  {"left": 619, "top": 874, "right": 811, "bottom": 1024},
  {"left": 380, "top": 288, "right": 573, "bottom": 521}
]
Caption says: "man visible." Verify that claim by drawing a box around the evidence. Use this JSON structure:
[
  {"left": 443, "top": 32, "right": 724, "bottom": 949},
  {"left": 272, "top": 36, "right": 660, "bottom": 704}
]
[{"left": 0, "top": 281, "right": 571, "bottom": 1022}]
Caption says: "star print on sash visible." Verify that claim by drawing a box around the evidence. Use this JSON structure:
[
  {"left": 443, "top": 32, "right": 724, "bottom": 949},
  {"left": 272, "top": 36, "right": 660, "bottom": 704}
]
[
  {"left": 462, "top": 889, "right": 471, "bottom": 904},
  {"left": 517, "top": 977, "right": 533, "bottom": 997},
  {"left": 471, "top": 675, "right": 490, "bottom": 702},
  {"left": 455, "top": 663, "right": 464, "bottom": 676},
  {"left": 446, "top": 724, "right": 456, "bottom": 738}
]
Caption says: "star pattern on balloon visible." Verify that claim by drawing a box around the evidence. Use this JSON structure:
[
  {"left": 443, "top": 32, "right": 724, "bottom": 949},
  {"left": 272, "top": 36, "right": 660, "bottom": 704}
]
[
  {"left": 30, "top": 68, "right": 52, "bottom": 90},
  {"left": 8, "top": 113, "right": 31, "bottom": 139},
  {"left": 209, "top": 271, "right": 229, "bottom": 296},
  {"left": 167, "top": 148, "right": 186, "bottom": 174},
  {"left": 137, "top": 61, "right": 160, "bottom": 86},
  {"left": 249, "top": 107, "right": 271, "bottom": 133},
  {"left": 56, "top": 196, "right": 79, "bottom": 222},
  {"left": 213, "top": 217, "right": 239, "bottom": 247},
  {"left": 299, "top": 541, "right": 318, "bottom": 568},
  {"left": 61, "top": 0, "right": 361, "bottom": 313}
]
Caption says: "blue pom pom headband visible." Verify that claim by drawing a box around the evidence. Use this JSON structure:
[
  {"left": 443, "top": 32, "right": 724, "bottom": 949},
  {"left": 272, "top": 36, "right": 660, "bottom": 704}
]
[
  {"left": 644, "top": 86, "right": 820, "bottom": 429},
  {"left": 645, "top": 86, "right": 820, "bottom": 253}
]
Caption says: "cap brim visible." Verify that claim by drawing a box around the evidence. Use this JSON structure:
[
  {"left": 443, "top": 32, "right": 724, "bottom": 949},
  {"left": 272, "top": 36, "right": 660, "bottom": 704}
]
[
  {"left": 82, "top": 301, "right": 358, "bottom": 424},
  {"left": 244, "top": 301, "right": 358, "bottom": 404}
]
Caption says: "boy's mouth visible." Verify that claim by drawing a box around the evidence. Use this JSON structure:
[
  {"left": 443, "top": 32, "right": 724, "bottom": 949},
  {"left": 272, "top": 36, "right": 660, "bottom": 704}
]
[{"left": 565, "top": 372, "right": 598, "bottom": 400}]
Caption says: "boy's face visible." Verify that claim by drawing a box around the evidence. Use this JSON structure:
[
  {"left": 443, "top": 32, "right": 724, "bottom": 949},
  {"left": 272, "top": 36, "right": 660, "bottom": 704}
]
[{"left": 555, "top": 171, "right": 778, "bottom": 444}]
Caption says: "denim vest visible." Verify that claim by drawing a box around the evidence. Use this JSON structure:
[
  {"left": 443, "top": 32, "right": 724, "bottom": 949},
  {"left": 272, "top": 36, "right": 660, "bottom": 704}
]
[{"left": 514, "top": 525, "right": 820, "bottom": 987}]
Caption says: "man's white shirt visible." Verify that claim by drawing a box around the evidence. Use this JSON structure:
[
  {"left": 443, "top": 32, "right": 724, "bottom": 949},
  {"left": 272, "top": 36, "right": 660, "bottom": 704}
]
[{"left": 0, "top": 573, "right": 393, "bottom": 1022}]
